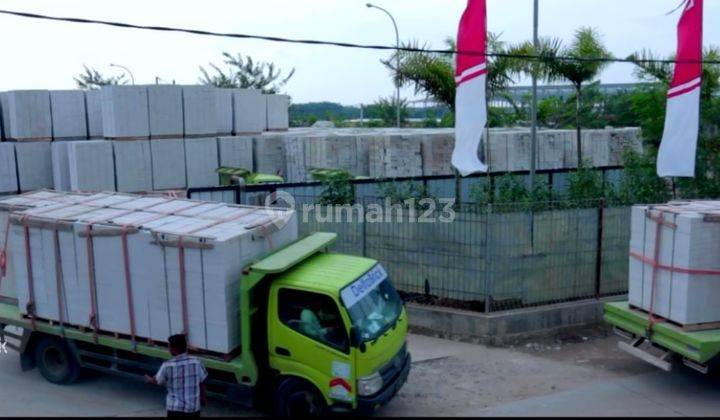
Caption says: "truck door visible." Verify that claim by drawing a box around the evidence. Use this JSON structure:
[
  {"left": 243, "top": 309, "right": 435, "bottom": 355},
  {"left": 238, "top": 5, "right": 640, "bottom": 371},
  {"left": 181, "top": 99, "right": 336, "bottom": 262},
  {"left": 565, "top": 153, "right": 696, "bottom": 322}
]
[{"left": 269, "top": 287, "right": 355, "bottom": 404}]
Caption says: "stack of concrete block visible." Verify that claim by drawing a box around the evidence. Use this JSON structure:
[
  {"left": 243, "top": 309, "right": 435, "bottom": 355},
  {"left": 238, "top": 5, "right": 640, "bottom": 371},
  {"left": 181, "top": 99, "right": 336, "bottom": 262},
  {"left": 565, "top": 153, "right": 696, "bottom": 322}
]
[
  {"left": 15, "top": 142, "right": 53, "bottom": 191},
  {"left": 147, "top": 85, "right": 183, "bottom": 139},
  {"left": 609, "top": 128, "right": 643, "bottom": 165},
  {"left": 253, "top": 134, "right": 287, "bottom": 177},
  {"left": 0, "top": 143, "right": 18, "bottom": 193},
  {"left": 67, "top": 141, "right": 115, "bottom": 191},
  {"left": 487, "top": 131, "right": 510, "bottom": 172},
  {"left": 266, "top": 94, "right": 290, "bottom": 131},
  {"left": 305, "top": 134, "right": 360, "bottom": 175},
  {"left": 182, "top": 86, "right": 217, "bottom": 137},
  {"left": 282, "top": 135, "right": 308, "bottom": 183},
  {"left": 218, "top": 136, "right": 254, "bottom": 171},
  {"left": 51, "top": 142, "right": 72, "bottom": 191},
  {"left": 421, "top": 132, "right": 455, "bottom": 176},
  {"left": 151, "top": 138, "right": 186, "bottom": 190},
  {"left": 368, "top": 134, "right": 423, "bottom": 178},
  {"left": 233, "top": 89, "right": 266, "bottom": 134},
  {"left": 49, "top": 90, "right": 88, "bottom": 140},
  {"left": 101, "top": 86, "right": 150, "bottom": 139},
  {"left": 0, "top": 90, "right": 52, "bottom": 141},
  {"left": 629, "top": 202, "right": 720, "bottom": 326},
  {"left": 216, "top": 89, "right": 234, "bottom": 136},
  {"left": 3, "top": 190, "right": 298, "bottom": 353},
  {"left": 561, "top": 132, "right": 581, "bottom": 168},
  {"left": 184, "top": 138, "right": 219, "bottom": 188},
  {"left": 355, "top": 135, "right": 371, "bottom": 177},
  {"left": 581, "top": 130, "right": 612, "bottom": 167},
  {"left": 506, "top": 132, "right": 532, "bottom": 171},
  {"left": 536, "top": 131, "right": 570, "bottom": 170},
  {"left": 85, "top": 90, "right": 104, "bottom": 139},
  {"left": 113, "top": 141, "right": 153, "bottom": 192}
]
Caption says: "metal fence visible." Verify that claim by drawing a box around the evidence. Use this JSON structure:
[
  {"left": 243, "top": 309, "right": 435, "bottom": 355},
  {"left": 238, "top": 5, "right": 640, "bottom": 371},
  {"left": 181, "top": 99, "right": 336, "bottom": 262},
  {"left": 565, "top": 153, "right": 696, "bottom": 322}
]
[{"left": 188, "top": 173, "right": 631, "bottom": 313}]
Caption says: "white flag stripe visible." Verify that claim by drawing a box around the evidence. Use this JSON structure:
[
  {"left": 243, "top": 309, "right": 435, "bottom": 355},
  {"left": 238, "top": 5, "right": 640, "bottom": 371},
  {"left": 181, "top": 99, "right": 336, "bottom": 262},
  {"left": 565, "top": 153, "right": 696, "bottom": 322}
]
[
  {"left": 454, "top": 63, "right": 487, "bottom": 83},
  {"left": 657, "top": 87, "right": 701, "bottom": 177},
  {"left": 452, "top": 73, "right": 489, "bottom": 176},
  {"left": 667, "top": 77, "right": 703, "bottom": 96}
]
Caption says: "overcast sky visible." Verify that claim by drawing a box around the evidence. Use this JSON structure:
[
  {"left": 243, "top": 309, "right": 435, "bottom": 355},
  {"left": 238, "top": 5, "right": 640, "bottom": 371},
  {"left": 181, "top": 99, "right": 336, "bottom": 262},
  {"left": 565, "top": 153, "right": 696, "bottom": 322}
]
[{"left": 0, "top": 0, "right": 717, "bottom": 105}]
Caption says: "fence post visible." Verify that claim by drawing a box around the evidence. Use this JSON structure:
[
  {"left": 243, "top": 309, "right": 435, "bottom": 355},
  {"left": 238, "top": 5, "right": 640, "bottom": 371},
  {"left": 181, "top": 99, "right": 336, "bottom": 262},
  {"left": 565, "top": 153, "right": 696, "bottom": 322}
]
[
  {"left": 594, "top": 198, "right": 606, "bottom": 298},
  {"left": 484, "top": 203, "right": 492, "bottom": 313},
  {"left": 361, "top": 198, "right": 368, "bottom": 257}
]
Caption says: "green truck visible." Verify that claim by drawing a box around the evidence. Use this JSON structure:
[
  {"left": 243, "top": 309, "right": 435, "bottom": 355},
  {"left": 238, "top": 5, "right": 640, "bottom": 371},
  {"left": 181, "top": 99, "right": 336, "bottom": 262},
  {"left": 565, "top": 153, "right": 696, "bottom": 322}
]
[
  {"left": 604, "top": 302, "right": 720, "bottom": 374},
  {"left": 0, "top": 232, "right": 410, "bottom": 417},
  {"left": 216, "top": 167, "right": 285, "bottom": 186}
]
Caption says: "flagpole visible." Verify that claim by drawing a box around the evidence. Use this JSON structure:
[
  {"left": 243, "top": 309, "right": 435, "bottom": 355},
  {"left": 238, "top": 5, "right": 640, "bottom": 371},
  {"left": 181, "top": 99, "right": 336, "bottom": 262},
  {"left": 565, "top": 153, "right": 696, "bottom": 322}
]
[{"left": 530, "top": 0, "right": 539, "bottom": 190}]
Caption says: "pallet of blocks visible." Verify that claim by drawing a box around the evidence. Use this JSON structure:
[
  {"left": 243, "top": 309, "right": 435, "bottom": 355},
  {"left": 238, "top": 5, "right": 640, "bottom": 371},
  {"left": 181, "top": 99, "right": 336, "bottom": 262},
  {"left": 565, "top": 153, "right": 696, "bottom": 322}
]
[{"left": 0, "top": 190, "right": 298, "bottom": 353}]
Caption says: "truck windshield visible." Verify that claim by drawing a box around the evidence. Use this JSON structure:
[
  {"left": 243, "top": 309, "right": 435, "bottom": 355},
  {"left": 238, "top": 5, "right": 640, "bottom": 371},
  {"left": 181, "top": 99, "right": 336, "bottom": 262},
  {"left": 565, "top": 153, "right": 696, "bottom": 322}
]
[{"left": 340, "top": 265, "right": 403, "bottom": 342}]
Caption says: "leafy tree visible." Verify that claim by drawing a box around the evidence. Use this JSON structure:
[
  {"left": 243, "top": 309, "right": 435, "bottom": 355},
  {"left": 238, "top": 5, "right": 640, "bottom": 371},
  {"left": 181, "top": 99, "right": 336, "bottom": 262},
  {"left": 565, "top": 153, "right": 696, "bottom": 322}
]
[
  {"left": 74, "top": 65, "right": 126, "bottom": 90},
  {"left": 540, "top": 27, "right": 613, "bottom": 165},
  {"left": 200, "top": 52, "right": 295, "bottom": 94},
  {"left": 366, "top": 96, "right": 409, "bottom": 126}
]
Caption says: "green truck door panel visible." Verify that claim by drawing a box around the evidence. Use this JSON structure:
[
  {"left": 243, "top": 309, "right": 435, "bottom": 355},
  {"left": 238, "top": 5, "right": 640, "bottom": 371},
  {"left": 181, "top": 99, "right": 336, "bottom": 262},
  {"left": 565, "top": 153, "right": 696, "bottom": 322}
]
[{"left": 269, "top": 286, "right": 356, "bottom": 406}]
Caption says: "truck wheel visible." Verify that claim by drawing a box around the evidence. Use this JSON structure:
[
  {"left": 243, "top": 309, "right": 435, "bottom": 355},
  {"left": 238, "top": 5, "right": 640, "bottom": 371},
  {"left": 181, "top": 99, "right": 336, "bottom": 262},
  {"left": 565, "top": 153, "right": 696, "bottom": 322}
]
[
  {"left": 34, "top": 336, "right": 80, "bottom": 385},
  {"left": 273, "top": 377, "right": 327, "bottom": 418}
]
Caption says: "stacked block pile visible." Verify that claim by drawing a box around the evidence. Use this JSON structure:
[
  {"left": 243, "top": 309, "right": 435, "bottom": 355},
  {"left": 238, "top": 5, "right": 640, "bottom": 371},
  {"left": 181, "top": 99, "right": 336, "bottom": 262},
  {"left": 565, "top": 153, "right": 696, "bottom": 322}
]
[
  {"left": 0, "top": 86, "right": 290, "bottom": 194},
  {"left": 0, "top": 190, "right": 298, "bottom": 353},
  {"left": 629, "top": 201, "right": 720, "bottom": 327}
]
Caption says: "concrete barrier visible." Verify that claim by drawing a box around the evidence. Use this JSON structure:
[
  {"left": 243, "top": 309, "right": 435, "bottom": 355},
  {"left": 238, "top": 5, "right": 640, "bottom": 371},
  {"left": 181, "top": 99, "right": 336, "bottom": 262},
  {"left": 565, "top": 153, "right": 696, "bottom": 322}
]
[
  {"left": 1, "top": 90, "right": 52, "bottom": 141},
  {"left": 148, "top": 85, "right": 183, "bottom": 139},
  {"left": 101, "top": 86, "right": 150, "bottom": 139},
  {"left": 151, "top": 138, "right": 186, "bottom": 190},
  {"left": 50, "top": 90, "right": 88, "bottom": 140},
  {"left": 113, "top": 140, "right": 153, "bottom": 192},
  {"left": 15, "top": 142, "right": 54, "bottom": 191}
]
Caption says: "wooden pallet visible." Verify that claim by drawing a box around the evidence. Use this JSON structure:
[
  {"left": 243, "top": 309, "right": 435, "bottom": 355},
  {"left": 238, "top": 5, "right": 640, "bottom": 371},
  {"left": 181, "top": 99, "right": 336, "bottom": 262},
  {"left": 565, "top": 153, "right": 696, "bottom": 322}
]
[{"left": 629, "top": 305, "right": 720, "bottom": 332}]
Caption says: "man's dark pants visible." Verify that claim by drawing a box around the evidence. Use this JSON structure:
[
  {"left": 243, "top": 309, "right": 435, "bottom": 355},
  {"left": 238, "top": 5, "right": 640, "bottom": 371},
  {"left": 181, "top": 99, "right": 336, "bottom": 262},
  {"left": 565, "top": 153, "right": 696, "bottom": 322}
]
[{"left": 167, "top": 411, "right": 200, "bottom": 418}]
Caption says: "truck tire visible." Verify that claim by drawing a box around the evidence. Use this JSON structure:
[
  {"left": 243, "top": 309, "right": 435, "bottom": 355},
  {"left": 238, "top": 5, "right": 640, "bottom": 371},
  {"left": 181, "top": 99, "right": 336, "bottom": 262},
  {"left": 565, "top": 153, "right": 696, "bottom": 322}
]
[
  {"left": 34, "top": 336, "right": 80, "bottom": 385},
  {"left": 273, "top": 377, "right": 327, "bottom": 418}
]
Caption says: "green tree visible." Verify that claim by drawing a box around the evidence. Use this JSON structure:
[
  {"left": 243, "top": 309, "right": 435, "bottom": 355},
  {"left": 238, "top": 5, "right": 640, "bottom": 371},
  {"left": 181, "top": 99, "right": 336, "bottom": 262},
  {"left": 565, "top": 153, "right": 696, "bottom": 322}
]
[
  {"left": 366, "top": 96, "right": 409, "bottom": 126},
  {"left": 541, "top": 27, "right": 613, "bottom": 165},
  {"left": 74, "top": 65, "right": 126, "bottom": 90},
  {"left": 200, "top": 52, "right": 295, "bottom": 93}
]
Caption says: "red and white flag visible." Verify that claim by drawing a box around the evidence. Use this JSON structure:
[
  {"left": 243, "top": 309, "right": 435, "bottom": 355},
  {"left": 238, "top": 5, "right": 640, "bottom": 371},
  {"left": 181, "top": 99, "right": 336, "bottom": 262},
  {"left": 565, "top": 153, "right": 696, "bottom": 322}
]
[
  {"left": 452, "top": 0, "right": 488, "bottom": 177},
  {"left": 657, "top": 0, "right": 703, "bottom": 177}
]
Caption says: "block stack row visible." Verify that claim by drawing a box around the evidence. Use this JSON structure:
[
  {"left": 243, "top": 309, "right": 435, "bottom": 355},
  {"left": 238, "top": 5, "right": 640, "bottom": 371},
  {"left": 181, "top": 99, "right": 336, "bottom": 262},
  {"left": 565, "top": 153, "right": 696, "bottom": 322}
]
[
  {"left": 0, "top": 86, "right": 290, "bottom": 194},
  {"left": 0, "top": 190, "right": 298, "bottom": 353}
]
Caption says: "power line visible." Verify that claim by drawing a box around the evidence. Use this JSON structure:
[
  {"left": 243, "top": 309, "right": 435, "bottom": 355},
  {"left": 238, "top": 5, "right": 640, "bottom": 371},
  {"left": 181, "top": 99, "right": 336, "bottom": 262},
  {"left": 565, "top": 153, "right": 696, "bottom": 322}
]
[{"left": 0, "top": 8, "right": 718, "bottom": 65}]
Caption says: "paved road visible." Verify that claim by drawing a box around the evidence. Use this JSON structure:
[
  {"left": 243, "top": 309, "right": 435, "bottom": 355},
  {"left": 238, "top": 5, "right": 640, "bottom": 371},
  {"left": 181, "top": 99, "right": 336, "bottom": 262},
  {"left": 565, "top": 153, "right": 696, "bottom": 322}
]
[{"left": 0, "top": 333, "right": 718, "bottom": 417}]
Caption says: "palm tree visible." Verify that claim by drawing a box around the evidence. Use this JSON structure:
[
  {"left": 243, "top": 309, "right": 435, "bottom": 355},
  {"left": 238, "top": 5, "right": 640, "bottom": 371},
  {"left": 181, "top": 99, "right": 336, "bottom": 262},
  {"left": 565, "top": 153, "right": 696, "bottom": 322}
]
[
  {"left": 200, "top": 52, "right": 296, "bottom": 94},
  {"left": 74, "top": 65, "right": 126, "bottom": 90},
  {"left": 541, "top": 27, "right": 612, "bottom": 165}
]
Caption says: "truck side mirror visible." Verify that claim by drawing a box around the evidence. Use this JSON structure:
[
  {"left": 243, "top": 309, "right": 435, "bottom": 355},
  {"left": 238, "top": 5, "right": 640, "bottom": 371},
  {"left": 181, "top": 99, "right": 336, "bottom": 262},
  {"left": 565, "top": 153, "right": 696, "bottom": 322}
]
[{"left": 350, "top": 326, "right": 366, "bottom": 353}]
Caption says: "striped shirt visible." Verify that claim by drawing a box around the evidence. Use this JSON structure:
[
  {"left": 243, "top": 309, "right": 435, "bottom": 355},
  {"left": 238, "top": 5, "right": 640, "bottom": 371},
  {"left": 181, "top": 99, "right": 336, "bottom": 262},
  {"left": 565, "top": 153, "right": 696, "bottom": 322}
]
[{"left": 155, "top": 353, "right": 208, "bottom": 413}]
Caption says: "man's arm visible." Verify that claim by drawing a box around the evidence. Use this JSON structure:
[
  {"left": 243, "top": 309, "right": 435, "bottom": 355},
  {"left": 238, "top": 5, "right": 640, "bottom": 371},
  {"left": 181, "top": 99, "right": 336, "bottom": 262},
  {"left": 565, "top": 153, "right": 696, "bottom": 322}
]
[
  {"left": 145, "top": 363, "right": 166, "bottom": 386},
  {"left": 199, "top": 362, "right": 209, "bottom": 406}
]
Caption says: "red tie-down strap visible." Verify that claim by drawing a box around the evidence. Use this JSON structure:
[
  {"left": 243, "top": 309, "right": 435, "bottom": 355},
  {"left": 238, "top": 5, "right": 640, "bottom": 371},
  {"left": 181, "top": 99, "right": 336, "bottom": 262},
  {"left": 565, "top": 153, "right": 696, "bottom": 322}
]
[
  {"left": 52, "top": 229, "right": 66, "bottom": 337},
  {"left": 120, "top": 226, "right": 138, "bottom": 351},
  {"left": 85, "top": 224, "right": 100, "bottom": 344},
  {"left": 0, "top": 213, "right": 12, "bottom": 279},
  {"left": 21, "top": 216, "right": 37, "bottom": 331}
]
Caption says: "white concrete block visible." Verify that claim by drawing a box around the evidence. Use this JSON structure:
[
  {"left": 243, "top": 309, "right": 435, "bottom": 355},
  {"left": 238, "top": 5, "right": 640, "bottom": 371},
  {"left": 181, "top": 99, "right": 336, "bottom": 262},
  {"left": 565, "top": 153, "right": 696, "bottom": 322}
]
[
  {"left": 216, "top": 89, "right": 234, "bottom": 136},
  {"left": 51, "top": 142, "right": 71, "bottom": 191},
  {"left": 151, "top": 138, "right": 186, "bottom": 190},
  {"left": 184, "top": 138, "right": 219, "bottom": 188},
  {"left": 50, "top": 90, "right": 88, "bottom": 140},
  {"left": 100, "top": 86, "right": 150, "bottom": 139},
  {"left": 1, "top": 90, "right": 52, "bottom": 141},
  {"left": 253, "top": 135, "right": 286, "bottom": 176},
  {"left": 266, "top": 94, "right": 290, "bottom": 131},
  {"left": 67, "top": 141, "right": 116, "bottom": 192},
  {"left": 15, "top": 142, "right": 53, "bottom": 191},
  {"left": 0, "top": 143, "right": 18, "bottom": 193},
  {"left": 147, "top": 85, "right": 183, "bottom": 138},
  {"left": 85, "top": 90, "right": 104, "bottom": 139},
  {"left": 113, "top": 140, "right": 153, "bottom": 192},
  {"left": 233, "top": 89, "right": 266, "bottom": 134},
  {"left": 182, "top": 86, "right": 217, "bottom": 137},
  {"left": 218, "top": 136, "right": 253, "bottom": 170}
]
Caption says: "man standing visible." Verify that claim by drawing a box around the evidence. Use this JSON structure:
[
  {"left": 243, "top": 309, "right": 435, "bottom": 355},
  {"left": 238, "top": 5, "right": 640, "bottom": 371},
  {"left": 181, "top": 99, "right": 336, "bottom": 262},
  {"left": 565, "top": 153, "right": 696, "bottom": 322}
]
[{"left": 146, "top": 334, "right": 208, "bottom": 417}]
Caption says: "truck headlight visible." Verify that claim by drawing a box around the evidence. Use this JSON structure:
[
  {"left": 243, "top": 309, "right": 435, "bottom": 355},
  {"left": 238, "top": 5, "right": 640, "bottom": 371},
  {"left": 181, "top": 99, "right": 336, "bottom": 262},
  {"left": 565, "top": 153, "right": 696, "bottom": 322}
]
[{"left": 357, "top": 372, "right": 384, "bottom": 396}]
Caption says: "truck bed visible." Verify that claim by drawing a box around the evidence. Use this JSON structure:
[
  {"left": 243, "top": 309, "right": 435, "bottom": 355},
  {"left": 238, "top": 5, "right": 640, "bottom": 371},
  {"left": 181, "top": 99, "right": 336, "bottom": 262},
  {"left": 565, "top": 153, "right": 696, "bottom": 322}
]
[
  {"left": 604, "top": 302, "right": 720, "bottom": 364},
  {"left": 0, "top": 301, "right": 246, "bottom": 374}
]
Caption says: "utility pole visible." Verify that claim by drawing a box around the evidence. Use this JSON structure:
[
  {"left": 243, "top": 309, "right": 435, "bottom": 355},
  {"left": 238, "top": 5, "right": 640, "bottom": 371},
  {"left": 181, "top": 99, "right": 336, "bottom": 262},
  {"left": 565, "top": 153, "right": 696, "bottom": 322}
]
[
  {"left": 530, "top": 0, "right": 539, "bottom": 190},
  {"left": 367, "top": 3, "right": 401, "bottom": 128}
]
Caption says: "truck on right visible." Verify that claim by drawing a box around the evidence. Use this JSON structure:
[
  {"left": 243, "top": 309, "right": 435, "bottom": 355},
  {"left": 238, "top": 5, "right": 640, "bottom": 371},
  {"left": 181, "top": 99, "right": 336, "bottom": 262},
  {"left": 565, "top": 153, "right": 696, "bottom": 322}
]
[{"left": 604, "top": 201, "right": 720, "bottom": 374}]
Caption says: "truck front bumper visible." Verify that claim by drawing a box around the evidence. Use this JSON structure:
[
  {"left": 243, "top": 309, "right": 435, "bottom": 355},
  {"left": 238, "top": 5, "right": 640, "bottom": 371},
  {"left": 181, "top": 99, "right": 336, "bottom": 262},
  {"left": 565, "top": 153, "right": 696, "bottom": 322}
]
[{"left": 356, "top": 352, "right": 411, "bottom": 415}]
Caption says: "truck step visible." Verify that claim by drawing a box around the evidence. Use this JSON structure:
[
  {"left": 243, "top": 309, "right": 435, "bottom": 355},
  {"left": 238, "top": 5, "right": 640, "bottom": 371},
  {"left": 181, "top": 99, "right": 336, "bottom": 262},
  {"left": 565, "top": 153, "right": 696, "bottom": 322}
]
[
  {"left": 618, "top": 338, "right": 673, "bottom": 372},
  {"left": 682, "top": 358, "right": 709, "bottom": 374}
]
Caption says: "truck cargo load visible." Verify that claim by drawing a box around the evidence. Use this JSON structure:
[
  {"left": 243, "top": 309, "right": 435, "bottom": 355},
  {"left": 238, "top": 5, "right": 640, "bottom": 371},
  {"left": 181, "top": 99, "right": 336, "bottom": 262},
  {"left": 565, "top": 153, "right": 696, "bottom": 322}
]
[
  {"left": 629, "top": 201, "right": 720, "bottom": 327},
  {"left": 0, "top": 190, "right": 297, "bottom": 353}
]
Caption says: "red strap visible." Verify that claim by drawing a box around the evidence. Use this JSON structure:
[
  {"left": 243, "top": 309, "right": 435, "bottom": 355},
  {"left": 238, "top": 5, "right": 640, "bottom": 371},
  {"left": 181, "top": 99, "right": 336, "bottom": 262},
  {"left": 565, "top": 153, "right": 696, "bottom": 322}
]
[
  {"left": 647, "top": 211, "right": 668, "bottom": 333},
  {"left": 120, "top": 226, "right": 137, "bottom": 350},
  {"left": 53, "top": 229, "right": 66, "bottom": 337},
  {"left": 177, "top": 236, "right": 189, "bottom": 337},
  {"left": 0, "top": 212, "right": 12, "bottom": 279},
  {"left": 629, "top": 251, "right": 720, "bottom": 276},
  {"left": 85, "top": 224, "right": 100, "bottom": 343},
  {"left": 21, "top": 216, "right": 37, "bottom": 331}
]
